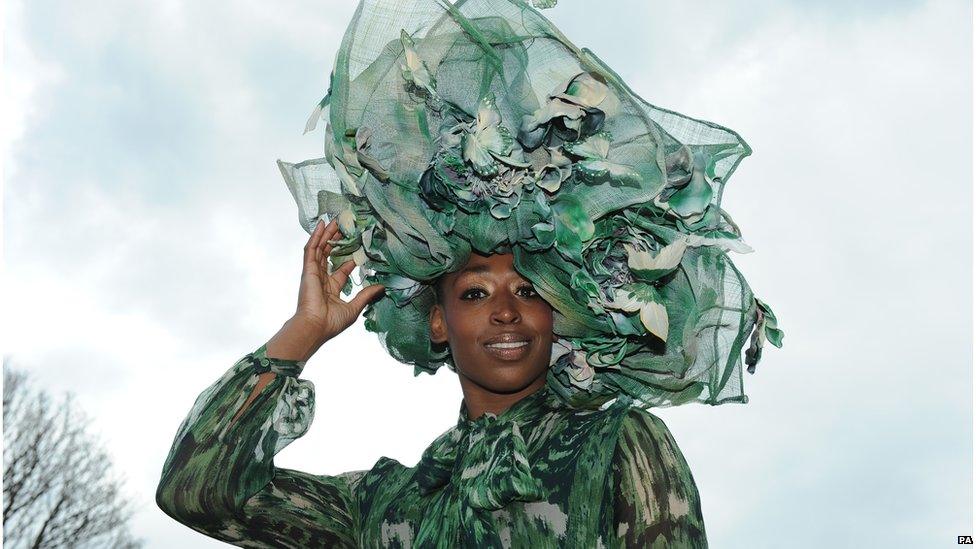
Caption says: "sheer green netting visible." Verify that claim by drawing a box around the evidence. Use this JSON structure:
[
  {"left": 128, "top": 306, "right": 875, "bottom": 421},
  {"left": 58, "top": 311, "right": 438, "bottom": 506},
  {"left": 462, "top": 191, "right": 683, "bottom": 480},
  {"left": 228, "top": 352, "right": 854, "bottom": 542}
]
[{"left": 278, "top": 0, "right": 783, "bottom": 409}]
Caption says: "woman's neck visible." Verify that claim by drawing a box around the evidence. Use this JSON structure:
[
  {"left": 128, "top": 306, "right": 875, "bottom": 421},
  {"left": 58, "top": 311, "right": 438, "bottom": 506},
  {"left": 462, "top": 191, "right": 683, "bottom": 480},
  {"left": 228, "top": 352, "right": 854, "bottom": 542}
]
[{"left": 458, "top": 374, "right": 548, "bottom": 420}]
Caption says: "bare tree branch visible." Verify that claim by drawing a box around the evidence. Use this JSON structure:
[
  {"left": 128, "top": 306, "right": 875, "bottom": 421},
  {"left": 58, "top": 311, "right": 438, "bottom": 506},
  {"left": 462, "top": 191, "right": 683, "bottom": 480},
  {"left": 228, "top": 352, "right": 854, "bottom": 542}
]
[{"left": 3, "top": 360, "right": 143, "bottom": 548}]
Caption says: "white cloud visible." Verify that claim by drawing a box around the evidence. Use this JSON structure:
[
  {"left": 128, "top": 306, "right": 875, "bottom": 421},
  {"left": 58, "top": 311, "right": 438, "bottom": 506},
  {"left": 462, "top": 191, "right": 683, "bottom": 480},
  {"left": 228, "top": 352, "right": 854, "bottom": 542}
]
[{"left": 2, "top": 0, "right": 63, "bottom": 176}]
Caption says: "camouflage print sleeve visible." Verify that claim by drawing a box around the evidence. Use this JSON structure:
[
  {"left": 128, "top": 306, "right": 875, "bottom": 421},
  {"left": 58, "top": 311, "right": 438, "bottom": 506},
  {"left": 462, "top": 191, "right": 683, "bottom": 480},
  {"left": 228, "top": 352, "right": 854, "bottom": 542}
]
[
  {"left": 156, "top": 346, "right": 364, "bottom": 548},
  {"left": 609, "top": 409, "right": 708, "bottom": 549}
]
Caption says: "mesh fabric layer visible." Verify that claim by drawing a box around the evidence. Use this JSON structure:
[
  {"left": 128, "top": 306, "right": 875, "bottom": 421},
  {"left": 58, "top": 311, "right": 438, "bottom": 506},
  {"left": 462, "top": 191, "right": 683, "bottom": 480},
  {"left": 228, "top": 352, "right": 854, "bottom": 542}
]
[{"left": 279, "top": 0, "right": 783, "bottom": 409}]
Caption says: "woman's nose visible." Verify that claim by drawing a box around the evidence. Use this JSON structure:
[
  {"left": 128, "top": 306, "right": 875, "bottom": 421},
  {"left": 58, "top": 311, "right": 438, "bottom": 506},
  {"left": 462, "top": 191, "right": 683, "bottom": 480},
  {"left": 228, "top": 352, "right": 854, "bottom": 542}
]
[{"left": 490, "top": 292, "right": 521, "bottom": 324}]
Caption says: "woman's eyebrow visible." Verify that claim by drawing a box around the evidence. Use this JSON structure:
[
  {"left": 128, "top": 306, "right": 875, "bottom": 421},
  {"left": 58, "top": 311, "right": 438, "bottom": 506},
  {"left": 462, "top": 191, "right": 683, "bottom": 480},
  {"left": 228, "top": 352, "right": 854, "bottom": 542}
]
[
  {"left": 454, "top": 268, "right": 531, "bottom": 286},
  {"left": 456, "top": 265, "right": 491, "bottom": 276}
]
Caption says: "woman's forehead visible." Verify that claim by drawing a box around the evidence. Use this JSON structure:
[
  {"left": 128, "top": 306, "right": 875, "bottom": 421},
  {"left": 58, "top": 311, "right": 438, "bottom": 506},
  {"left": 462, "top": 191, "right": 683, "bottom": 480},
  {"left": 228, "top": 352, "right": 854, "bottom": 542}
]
[
  {"left": 449, "top": 252, "right": 522, "bottom": 280},
  {"left": 465, "top": 251, "right": 513, "bottom": 267}
]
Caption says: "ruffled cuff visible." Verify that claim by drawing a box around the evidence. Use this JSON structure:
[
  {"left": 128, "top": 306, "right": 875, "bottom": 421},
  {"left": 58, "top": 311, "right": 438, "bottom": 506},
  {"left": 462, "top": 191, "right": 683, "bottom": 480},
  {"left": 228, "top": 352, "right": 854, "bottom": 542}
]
[
  {"left": 215, "top": 345, "right": 315, "bottom": 455},
  {"left": 243, "top": 343, "right": 307, "bottom": 378}
]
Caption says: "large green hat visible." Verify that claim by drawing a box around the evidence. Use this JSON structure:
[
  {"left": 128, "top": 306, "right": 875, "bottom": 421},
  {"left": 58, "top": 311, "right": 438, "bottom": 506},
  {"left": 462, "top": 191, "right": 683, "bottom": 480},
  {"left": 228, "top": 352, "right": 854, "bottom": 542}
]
[{"left": 279, "top": 0, "right": 783, "bottom": 408}]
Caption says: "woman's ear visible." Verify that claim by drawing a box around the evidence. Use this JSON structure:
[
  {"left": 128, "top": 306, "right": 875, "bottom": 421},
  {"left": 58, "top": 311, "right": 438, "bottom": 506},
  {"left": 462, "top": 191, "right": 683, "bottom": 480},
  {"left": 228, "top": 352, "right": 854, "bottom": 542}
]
[{"left": 430, "top": 304, "right": 447, "bottom": 344}]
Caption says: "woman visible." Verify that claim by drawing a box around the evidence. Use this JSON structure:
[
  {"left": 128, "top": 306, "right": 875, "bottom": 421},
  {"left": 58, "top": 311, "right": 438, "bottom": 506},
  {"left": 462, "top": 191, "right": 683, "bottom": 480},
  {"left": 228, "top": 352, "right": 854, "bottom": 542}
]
[
  {"left": 156, "top": 220, "right": 706, "bottom": 547},
  {"left": 157, "top": 0, "right": 782, "bottom": 546}
]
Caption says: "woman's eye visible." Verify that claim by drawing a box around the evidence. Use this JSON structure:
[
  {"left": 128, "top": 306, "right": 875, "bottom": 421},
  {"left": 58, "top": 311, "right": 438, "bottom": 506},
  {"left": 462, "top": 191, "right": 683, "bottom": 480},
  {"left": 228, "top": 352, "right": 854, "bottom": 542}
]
[
  {"left": 460, "top": 285, "right": 537, "bottom": 300},
  {"left": 461, "top": 288, "right": 488, "bottom": 300},
  {"left": 518, "top": 285, "right": 538, "bottom": 298}
]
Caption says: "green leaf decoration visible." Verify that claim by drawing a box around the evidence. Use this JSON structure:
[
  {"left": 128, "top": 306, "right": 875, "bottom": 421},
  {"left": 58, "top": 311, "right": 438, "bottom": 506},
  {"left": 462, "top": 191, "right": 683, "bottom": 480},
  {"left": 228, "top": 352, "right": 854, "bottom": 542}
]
[
  {"left": 667, "top": 169, "right": 714, "bottom": 219},
  {"left": 605, "top": 283, "right": 669, "bottom": 341},
  {"left": 569, "top": 270, "right": 603, "bottom": 314},
  {"left": 522, "top": 100, "right": 584, "bottom": 143},
  {"left": 756, "top": 298, "right": 784, "bottom": 348},
  {"left": 399, "top": 29, "right": 437, "bottom": 97},
  {"left": 529, "top": 221, "right": 555, "bottom": 248},
  {"left": 625, "top": 239, "right": 688, "bottom": 282},
  {"left": 564, "top": 133, "right": 641, "bottom": 186},
  {"left": 558, "top": 73, "right": 609, "bottom": 108},
  {"left": 608, "top": 310, "right": 644, "bottom": 336},
  {"left": 519, "top": 72, "right": 612, "bottom": 148},
  {"left": 564, "top": 131, "right": 610, "bottom": 160},
  {"left": 461, "top": 95, "right": 514, "bottom": 177},
  {"left": 535, "top": 147, "right": 573, "bottom": 193},
  {"left": 551, "top": 194, "right": 595, "bottom": 242},
  {"left": 489, "top": 200, "right": 514, "bottom": 219},
  {"left": 745, "top": 297, "right": 784, "bottom": 372}
]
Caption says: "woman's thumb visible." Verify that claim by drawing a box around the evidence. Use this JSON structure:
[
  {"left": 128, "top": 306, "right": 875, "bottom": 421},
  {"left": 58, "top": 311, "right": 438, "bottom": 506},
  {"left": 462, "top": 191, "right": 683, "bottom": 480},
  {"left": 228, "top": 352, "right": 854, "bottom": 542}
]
[{"left": 349, "top": 284, "right": 386, "bottom": 313}]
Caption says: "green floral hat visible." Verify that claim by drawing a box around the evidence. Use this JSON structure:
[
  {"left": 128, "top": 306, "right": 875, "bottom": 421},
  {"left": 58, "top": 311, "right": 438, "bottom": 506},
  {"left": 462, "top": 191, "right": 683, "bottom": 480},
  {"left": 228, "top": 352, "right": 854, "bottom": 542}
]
[{"left": 279, "top": 0, "right": 783, "bottom": 409}]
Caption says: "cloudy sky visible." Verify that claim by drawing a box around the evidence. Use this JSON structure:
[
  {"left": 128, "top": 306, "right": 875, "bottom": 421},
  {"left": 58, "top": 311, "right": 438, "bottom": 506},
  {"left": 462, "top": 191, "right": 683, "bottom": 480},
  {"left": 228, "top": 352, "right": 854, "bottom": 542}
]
[{"left": 4, "top": 0, "right": 972, "bottom": 546}]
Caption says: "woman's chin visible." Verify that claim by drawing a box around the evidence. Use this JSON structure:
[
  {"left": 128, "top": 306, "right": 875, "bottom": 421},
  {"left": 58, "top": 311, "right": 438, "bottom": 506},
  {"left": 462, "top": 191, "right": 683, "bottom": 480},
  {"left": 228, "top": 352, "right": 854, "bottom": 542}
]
[{"left": 465, "top": 363, "right": 548, "bottom": 394}]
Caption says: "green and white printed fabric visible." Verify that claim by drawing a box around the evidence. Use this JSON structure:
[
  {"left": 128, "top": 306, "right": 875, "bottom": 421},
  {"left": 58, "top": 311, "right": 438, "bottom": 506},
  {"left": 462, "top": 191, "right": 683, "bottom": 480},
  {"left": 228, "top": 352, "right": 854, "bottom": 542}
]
[{"left": 157, "top": 346, "right": 708, "bottom": 547}]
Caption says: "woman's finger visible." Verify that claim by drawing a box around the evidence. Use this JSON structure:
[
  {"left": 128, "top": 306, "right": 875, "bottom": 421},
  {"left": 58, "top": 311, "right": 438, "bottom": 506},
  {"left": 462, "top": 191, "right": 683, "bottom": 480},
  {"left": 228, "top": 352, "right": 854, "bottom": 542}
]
[
  {"left": 347, "top": 283, "right": 386, "bottom": 314},
  {"left": 316, "top": 220, "right": 338, "bottom": 263},
  {"left": 319, "top": 244, "right": 331, "bottom": 280},
  {"left": 318, "top": 223, "right": 340, "bottom": 273},
  {"left": 319, "top": 237, "right": 336, "bottom": 276},
  {"left": 303, "top": 219, "right": 327, "bottom": 274},
  {"left": 329, "top": 260, "right": 357, "bottom": 292}
]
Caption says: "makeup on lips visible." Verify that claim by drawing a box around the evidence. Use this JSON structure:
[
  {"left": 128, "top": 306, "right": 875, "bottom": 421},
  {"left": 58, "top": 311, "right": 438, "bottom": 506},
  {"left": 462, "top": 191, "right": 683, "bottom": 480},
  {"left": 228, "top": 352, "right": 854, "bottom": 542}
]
[{"left": 483, "top": 332, "right": 533, "bottom": 361}]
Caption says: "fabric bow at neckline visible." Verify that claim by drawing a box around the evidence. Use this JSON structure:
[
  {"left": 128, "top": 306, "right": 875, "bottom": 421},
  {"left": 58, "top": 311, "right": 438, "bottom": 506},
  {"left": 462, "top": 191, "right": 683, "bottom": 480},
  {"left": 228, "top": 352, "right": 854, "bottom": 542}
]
[
  {"left": 412, "top": 386, "right": 564, "bottom": 547},
  {"left": 416, "top": 412, "right": 545, "bottom": 511},
  {"left": 415, "top": 386, "right": 555, "bottom": 510}
]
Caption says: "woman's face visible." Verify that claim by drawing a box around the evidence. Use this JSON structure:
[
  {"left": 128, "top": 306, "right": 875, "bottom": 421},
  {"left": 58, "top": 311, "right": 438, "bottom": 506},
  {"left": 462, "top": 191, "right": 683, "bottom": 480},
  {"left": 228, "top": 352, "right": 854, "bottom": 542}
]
[{"left": 430, "top": 252, "right": 554, "bottom": 394}]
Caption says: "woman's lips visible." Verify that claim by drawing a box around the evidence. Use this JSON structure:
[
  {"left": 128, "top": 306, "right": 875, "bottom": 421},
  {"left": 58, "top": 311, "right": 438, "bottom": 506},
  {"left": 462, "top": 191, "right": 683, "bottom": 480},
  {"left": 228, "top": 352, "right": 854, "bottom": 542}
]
[{"left": 484, "top": 340, "right": 531, "bottom": 361}]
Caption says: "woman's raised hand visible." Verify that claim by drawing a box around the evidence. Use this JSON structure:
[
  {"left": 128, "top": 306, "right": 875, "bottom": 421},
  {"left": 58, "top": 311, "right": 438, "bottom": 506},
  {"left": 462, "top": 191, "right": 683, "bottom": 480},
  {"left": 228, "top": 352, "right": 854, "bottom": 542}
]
[
  {"left": 298, "top": 218, "right": 385, "bottom": 337},
  {"left": 266, "top": 219, "right": 385, "bottom": 361}
]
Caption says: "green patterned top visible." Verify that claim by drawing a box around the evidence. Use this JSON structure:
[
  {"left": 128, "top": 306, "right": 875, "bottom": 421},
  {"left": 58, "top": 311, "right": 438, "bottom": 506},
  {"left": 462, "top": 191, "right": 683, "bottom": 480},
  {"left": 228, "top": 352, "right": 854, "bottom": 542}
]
[{"left": 156, "top": 345, "right": 707, "bottom": 548}]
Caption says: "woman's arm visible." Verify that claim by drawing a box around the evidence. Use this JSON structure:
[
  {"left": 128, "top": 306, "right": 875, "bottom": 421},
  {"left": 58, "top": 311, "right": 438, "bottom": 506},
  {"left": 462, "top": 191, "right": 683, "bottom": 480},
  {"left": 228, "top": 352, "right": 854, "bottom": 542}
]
[
  {"left": 156, "top": 219, "right": 385, "bottom": 547},
  {"left": 155, "top": 344, "right": 363, "bottom": 548},
  {"left": 609, "top": 409, "right": 708, "bottom": 548}
]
